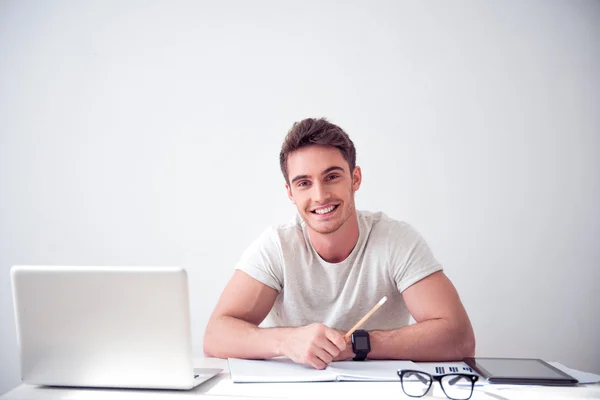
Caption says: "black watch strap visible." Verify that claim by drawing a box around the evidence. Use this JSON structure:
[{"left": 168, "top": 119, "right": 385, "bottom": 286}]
[{"left": 353, "top": 349, "right": 369, "bottom": 361}]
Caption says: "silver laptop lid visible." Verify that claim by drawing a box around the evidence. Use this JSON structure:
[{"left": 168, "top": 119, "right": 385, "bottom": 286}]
[{"left": 11, "top": 266, "right": 199, "bottom": 389}]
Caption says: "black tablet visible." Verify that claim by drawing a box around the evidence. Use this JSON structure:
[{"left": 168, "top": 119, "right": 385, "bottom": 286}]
[{"left": 463, "top": 357, "right": 578, "bottom": 386}]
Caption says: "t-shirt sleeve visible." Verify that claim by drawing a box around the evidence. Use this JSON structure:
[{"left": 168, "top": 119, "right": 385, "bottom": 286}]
[
  {"left": 391, "top": 223, "right": 443, "bottom": 293},
  {"left": 234, "top": 227, "right": 284, "bottom": 292}
]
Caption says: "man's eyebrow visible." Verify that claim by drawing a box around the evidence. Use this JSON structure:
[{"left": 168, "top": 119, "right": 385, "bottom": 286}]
[
  {"left": 291, "top": 174, "right": 310, "bottom": 184},
  {"left": 321, "top": 166, "right": 345, "bottom": 175}
]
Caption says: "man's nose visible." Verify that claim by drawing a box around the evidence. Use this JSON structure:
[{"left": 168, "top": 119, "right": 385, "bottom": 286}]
[{"left": 312, "top": 181, "right": 329, "bottom": 203}]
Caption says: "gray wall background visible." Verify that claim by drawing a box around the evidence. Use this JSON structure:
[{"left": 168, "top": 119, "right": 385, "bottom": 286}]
[{"left": 1, "top": 0, "right": 599, "bottom": 394}]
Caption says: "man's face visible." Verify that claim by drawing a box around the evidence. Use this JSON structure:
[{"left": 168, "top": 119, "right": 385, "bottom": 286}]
[{"left": 285, "top": 145, "right": 361, "bottom": 235}]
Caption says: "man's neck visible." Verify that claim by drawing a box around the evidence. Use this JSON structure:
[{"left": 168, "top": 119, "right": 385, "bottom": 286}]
[{"left": 308, "top": 212, "right": 360, "bottom": 263}]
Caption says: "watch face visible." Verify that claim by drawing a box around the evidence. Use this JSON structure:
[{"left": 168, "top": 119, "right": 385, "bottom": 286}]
[{"left": 354, "top": 336, "right": 369, "bottom": 349}]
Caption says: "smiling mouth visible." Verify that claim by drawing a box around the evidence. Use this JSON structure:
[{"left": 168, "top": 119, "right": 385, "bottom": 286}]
[{"left": 311, "top": 204, "right": 339, "bottom": 215}]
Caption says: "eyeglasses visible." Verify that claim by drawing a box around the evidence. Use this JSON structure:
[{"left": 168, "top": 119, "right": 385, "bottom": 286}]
[{"left": 397, "top": 369, "right": 479, "bottom": 400}]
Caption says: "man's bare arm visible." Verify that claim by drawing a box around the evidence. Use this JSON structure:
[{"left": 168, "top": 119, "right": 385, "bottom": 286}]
[
  {"left": 203, "top": 270, "right": 282, "bottom": 359},
  {"left": 367, "top": 271, "right": 475, "bottom": 361},
  {"left": 203, "top": 270, "right": 346, "bottom": 369}
]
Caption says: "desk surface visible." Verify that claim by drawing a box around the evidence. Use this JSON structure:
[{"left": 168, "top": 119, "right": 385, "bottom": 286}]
[{"left": 2, "top": 358, "right": 600, "bottom": 400}]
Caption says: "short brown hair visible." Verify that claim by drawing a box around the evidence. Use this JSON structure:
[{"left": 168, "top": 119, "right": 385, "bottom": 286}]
[{"left": 279, "top": 118, "right": 356, "bottom": 184}]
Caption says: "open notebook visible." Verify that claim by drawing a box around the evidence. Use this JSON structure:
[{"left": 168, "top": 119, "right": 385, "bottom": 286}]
[{"left": 228, "top": 357, "right": 419, "bottom": 383}]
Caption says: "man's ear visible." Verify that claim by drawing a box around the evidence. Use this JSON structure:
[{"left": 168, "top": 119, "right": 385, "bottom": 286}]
[
  {"left": 352, "top": 166, "right": 362, "bottom": 192},
  {"left": 285, "top": 184, "right": 295, "bottom": 204}
]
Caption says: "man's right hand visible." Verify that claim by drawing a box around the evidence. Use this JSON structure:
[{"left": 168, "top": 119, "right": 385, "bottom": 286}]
[{"left": 280, "top": 323, "right": 347, "bottom": 369}]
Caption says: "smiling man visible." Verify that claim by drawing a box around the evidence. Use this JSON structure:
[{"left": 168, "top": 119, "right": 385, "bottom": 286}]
[{"left": 203, "top": 118, "right": 475, "bottom": 369}]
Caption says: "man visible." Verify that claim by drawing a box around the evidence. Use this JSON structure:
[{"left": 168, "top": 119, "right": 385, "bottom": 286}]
[{"left": 204, "top": 118, "right": 475, "bottom": 369}]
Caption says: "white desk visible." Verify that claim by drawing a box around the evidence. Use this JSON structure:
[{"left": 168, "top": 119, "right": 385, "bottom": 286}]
[{"left": 2, "top": 358, "right": 600, "bottom": 400}]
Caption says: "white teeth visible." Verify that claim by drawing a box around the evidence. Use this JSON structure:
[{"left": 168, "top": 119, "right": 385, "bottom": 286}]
[{"left": 314, "top": 205, "right": 336, "bottom": 215}]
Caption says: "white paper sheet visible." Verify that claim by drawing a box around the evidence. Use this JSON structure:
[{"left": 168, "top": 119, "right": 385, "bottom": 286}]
[{"left": 228, "top": 358, "right": 419, "bottom": 383}]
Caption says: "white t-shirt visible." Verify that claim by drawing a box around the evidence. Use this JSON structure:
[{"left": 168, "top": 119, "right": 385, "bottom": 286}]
[{"left": 235, "top": 210, "right": 442, "bottom": 331}]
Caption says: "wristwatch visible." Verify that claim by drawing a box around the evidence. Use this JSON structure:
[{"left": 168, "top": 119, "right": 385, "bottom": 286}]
[{"left": 351, "top": 329, "right": 371, "bottom": 361}]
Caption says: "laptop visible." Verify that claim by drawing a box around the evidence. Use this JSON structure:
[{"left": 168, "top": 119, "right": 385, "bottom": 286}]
[{"left": 11, "top": 265, "right": 221, "bottom": 390}]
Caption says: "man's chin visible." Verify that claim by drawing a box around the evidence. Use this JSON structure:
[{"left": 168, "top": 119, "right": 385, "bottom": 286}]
[{"left": 306, "top": 219, "right": 343, "bottom": 235}]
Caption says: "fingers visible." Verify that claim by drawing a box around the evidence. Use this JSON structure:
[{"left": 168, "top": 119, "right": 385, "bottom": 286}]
[
  {"left": 287, "top": 324, "right": 349, "bottom": 369},
  {"left": 315, "top": 334, "right": 342, "bottom": 359},
  {"left": 324, "top": 327, "right": 347, "bottom": 352},
  {"left": 309, "top": 327, "right": 347, "bottom": 369},
  {"left": 308, "top": 357, "right": 327, "bottom": 370},
  {"left": 311, "top": 345, "right": 333, "bottom": 369}
]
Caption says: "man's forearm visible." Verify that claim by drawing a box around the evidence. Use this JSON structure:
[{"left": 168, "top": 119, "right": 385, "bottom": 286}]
[
  {"left": 203, "top": 315, "right": 291, "bottom": 359},
  {"left": 368, "top": 318, "right": 475, "bottom": 361}
]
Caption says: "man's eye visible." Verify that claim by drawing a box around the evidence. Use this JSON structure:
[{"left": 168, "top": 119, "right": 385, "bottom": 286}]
[
  {"left": 326, "top": 174, "right": 339, "bottom": 181},
  {"left": 297, "top": 181, "right": 310, "bottom": 187}
]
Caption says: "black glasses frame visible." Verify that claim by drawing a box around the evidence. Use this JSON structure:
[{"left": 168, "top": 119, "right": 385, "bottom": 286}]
[{"left": 397, "top": 369, "right": 479, "bottom": 400}]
